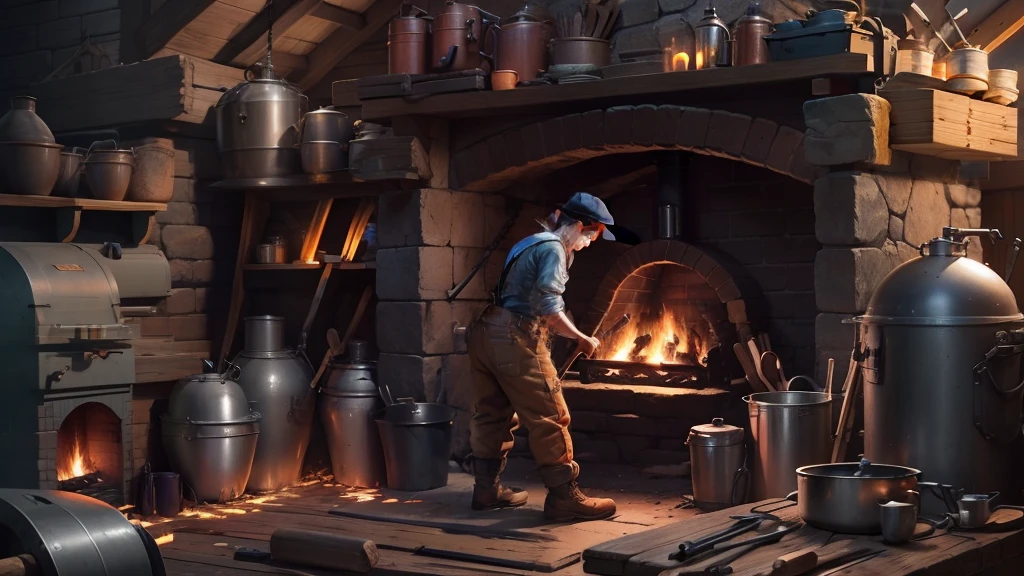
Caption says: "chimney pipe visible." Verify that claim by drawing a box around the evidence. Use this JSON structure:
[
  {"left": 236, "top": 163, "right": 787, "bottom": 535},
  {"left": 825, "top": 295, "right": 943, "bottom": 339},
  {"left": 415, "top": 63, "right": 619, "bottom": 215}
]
[{"left": 656, "top": 152, "right": 684, "bottom": 239}]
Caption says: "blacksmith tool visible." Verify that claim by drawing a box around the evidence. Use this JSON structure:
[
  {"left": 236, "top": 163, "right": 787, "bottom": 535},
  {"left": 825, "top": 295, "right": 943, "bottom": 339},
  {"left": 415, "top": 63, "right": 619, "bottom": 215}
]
[
  {"left": 698, "top": 523, "right": 803, "bottom": 575},
  {"left": 1005, "top": 238, "right": 1021, "bottom": 282},
  {"left": 556, "top": 313, "right": 631, "bottom": 379},
  {"left": 670, "top": 513, "right": 780, "bottom": 561}
]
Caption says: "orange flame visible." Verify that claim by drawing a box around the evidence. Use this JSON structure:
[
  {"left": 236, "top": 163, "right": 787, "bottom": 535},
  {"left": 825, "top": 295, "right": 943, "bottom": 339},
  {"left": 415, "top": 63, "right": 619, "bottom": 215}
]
[
  {"left": 58, "top": 433, "right": 95, "bottom": 481},
  {"left": 673, "top": 52, "right": 690, "bottom": 71},
  {"left": 601, "top": 309, "right": 708, "bottom": 366}
]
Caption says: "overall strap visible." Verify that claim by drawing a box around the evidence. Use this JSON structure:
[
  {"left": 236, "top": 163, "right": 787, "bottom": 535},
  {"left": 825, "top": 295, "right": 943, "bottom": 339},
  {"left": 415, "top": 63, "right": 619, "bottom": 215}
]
[{"left": 492, "top": 239, "right": 560, "bottom": 307}]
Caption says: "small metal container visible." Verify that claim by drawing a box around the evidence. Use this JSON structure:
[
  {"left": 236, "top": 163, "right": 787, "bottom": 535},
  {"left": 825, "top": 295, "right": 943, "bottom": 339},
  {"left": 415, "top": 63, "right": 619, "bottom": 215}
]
[
  {"left": 686, "top": 418, "right": 748, "bottom": 511},
  {"left": 694, "top": 4, "right": 730, "bottom": 69},
  {"left": 320, "top": 348, "right": 388, "bottom": 488},
  {"left": 958, "top": 492, "right": 999, "bottom": 528},
  {"left": 256, "top": 236, "right": 287, "bottom": 264},
  {"left": 745, "top": 391, "right": 833, "bottom": 500},
  {"left": 880, "top": 500, "right": 918, "bottom": 544},
  {"left": 732, "top": 1, "right": 772, "bottom": 66}
]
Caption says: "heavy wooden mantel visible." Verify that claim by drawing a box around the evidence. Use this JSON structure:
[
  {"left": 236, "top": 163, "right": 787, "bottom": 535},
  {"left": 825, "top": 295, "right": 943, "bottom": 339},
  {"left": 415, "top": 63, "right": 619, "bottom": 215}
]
[{"left": 345, "top": 54, "right": 878, "bottom": 121}]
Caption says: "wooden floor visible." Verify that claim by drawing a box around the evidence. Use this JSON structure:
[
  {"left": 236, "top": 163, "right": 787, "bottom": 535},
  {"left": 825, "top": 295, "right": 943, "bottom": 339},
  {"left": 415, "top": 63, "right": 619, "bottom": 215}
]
[
  {"left": 583, "top": 499, "right": 1024, "bottom": 576},
  {"left": 143, "top": 458, "right": 695, "bottom": 575}
]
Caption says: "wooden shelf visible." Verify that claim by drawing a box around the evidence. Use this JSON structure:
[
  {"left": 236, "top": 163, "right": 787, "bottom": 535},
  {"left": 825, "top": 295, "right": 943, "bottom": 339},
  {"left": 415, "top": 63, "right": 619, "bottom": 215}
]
[
  {"left": 353, "top": 53, "right": 877, "bottom": 120},
  {"left": 209, "top": 171, "right": 416, "bottom": 201},
  {"left": 242, "top": 261, "right": 376, "bottom": 271},
  {"left": 210, "top": 171, "right": 358, "bottom": 190},
  {"left": 0, "top": 194, "right": 167, "bottom": 211}
]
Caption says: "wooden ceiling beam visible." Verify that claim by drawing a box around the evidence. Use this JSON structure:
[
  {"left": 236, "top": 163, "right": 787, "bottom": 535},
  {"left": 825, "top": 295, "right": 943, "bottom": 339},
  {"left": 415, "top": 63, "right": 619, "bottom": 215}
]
[
  {"left": 291, "top": 0, "right": 403, "bottom": 90},
  {"left": 312, "top": 2, "right": 365, "bottom": 30},
  {"left": 269, "top": 51, "right": 308, "bottom": 71},
  {"left": 136, "top": 0, "right": 218, "bottom": 59},
  {"left": 215, "top": 0, "right": 322, "bottom": 66},
  {"left": 967, "top": 0, "right": 1024, "bottom": 53}
]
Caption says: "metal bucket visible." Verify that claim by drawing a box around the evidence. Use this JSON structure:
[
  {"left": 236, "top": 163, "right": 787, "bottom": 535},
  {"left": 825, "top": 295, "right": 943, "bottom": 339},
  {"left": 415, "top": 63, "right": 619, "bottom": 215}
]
[
  {"left": 744, "top": 391, "right": 833, "bottom": 500},
  {"left": 375, "top": 402, "right": 455, "bottom": 492},
  {"left": 153, "top": 472, "right": 181, "bottom": 518},
  {"left": 319, "top": 359, "right": 388, "bottom": 488}
]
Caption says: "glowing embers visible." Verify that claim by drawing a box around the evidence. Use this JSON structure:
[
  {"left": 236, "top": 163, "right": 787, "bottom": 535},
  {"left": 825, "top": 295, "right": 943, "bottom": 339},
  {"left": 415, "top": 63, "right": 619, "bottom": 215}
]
[
  {"left": 603, "top": 307, "right": 709, "bottom": 367},
  {"left": 58, "top": 430, "right": 96, "bottom": 482}
]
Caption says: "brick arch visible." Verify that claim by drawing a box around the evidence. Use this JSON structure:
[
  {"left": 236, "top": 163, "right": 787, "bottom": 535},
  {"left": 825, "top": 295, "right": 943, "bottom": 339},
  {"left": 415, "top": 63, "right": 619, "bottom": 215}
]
[
  {"left": 583, "top": 239, "right": 765, "bottom": 355},
  {"left": 449, "top": 105, "right": 824, "bottom": 192}
]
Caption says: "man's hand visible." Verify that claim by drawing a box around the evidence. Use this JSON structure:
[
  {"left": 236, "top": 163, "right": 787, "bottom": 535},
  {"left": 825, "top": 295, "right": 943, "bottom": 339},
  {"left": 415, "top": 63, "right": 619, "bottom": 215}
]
[{"left": 578, "top": 335, "right": 600, "bottom": 356}]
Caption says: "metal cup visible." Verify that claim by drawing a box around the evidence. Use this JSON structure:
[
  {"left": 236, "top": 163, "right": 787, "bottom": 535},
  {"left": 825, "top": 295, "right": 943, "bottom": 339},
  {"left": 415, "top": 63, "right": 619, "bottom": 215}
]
[
  {"left": 879, "top": 500, "right": 918, "bottom": 544},
  {"left": 958, "top": 492, "right": 999, "bottom": 529}
]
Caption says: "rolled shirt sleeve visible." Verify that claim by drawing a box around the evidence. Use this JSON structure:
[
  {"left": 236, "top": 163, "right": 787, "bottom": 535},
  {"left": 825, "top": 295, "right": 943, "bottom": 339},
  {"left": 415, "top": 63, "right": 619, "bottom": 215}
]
[{"left": 530, "top": 243, "right": 569, "bottom": 316}]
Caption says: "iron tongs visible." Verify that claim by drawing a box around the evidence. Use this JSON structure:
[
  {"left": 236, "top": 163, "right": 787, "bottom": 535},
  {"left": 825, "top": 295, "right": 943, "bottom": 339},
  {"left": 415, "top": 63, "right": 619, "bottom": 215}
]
[{"left": 671, "top": 513, "right": 778, "bottom": 560}]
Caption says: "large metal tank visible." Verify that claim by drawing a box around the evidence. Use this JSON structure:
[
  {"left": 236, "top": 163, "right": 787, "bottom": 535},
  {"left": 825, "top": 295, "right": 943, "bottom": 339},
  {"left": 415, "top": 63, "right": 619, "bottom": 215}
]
[
  {"left": 215, "top": 64, "right": 308, "bottom": 180},
  {"left": 161, "top": 363, "right": 261, "bottom": 503},
  {"left": 859, "top": 227, "right": 1024, "bottom": 513},
  {"left": 319, "top": 341, "right": 388, "bottom": 488},
  {"left": 234, "top": 315, "right": 315, "bottom": 493}
]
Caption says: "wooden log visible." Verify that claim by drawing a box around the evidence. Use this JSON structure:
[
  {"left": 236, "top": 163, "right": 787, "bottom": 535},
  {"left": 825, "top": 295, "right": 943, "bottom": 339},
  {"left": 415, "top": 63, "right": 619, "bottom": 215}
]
[
  {"left": 349, "top": 136, "right": 432, "bottom": 181},
  {"left": 269, "top": 528, "right": 378, "bottom": 573},
  {"left": 0, "top": 555, "right": 40, "bottom": 576}
]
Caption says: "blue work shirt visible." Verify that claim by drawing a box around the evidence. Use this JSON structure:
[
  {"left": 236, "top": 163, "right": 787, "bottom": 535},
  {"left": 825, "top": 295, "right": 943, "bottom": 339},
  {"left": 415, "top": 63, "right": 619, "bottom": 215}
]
[{"left": 497, "top": 232, "right": 570, "bottom": 319}]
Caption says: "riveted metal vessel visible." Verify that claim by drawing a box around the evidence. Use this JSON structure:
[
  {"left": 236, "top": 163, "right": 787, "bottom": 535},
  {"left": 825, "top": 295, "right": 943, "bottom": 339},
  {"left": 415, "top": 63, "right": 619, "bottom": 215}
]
[
  {"left": 858, "top": 227, "right": 1024, "bottom": 513},
  {"left": 161, "top": 364, "right": 261, "bottom": 503},
  {"left": 215, "top": 64, "right": 309, "bottom": 179},
  {"left": 234, "top": 316, "right": 315, "bottom": 493}
]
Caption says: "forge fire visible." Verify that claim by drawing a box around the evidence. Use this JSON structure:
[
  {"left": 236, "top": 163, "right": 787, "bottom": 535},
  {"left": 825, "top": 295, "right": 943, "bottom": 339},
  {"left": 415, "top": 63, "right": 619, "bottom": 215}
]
[{"left": 603, "top": 309, "right": 710, "bottom": 366}]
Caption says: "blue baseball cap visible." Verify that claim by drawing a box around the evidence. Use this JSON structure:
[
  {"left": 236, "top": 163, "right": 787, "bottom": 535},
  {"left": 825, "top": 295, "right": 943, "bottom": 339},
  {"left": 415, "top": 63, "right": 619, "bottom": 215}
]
[{"left": 559, "top": 192, "right": 617, "bottom": 240}]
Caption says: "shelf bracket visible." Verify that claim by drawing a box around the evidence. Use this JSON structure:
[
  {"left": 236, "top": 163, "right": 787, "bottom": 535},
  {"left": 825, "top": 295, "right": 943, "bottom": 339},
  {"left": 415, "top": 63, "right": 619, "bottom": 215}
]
[{"left": 55, "top": 207, "right": 82, "bottom": 243}]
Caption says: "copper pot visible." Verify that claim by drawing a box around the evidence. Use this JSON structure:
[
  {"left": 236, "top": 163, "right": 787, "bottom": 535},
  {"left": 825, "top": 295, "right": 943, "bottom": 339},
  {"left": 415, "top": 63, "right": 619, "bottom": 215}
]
[
  {"left": 732, "top": 2, "right": 772, "bottom": 66},
  {"left": 389, "top": 5, "right": 431, "bottom": 75},
  {"left": 496, "top": 5, "right": 553, "bottom": 82},
  {"left": 431, "top": 0, "right": 498, "bottom": 72},
  {"left": 549, "top": 37, "right": 610, "bottom": 66}
]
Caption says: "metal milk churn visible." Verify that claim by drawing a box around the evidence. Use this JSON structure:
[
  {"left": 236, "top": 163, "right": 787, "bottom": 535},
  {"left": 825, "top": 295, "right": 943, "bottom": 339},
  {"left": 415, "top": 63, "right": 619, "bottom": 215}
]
[
  {"left": 319, "top": 340, "right": 388, "bottom": 487},
  {"left": 686, "top": 418, "right": 749, "bottom": 511},
  {"left": 694, "top": 2, "right": 730, "bottom": 69},
  {"left": 233, "top": 315, "right": 315, "bottom": 493},
  {"left": 858, "top": 227, "right": 1024, "bottom": 513}
]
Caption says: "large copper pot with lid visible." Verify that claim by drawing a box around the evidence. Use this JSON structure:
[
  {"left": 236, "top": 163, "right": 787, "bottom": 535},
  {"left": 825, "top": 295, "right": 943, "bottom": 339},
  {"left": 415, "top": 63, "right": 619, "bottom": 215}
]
[
  {"left": 496, "top": 3, "right": 554, "bottom": 82},
  {"left": 389, "top": 4, "right": 432, "bottom": 74},
  {"left": 431, "top": 0, "right": 499, "bottom": 72}
]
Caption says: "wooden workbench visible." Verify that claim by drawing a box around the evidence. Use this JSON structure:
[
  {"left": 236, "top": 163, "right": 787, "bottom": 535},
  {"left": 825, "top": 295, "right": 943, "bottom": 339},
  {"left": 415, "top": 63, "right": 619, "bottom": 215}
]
[{"left": 583, "top": 499, "right": 1024, "bottom": 576}]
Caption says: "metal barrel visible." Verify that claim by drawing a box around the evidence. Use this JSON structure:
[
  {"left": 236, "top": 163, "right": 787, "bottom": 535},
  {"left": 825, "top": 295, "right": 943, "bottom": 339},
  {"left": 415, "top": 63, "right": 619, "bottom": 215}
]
[{"left": 319, "top": 361, "right": 388, "bottom": 488}]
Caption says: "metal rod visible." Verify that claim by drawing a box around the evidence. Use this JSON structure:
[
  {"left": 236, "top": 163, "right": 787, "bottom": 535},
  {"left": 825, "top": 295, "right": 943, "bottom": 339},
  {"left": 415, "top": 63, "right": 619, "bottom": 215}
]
[
  {"left": 1005, "top": 238, "right": 1021, "bottom": 283},
  {"left": 946, "top": 7, "right": 969, "bottom": 47}
]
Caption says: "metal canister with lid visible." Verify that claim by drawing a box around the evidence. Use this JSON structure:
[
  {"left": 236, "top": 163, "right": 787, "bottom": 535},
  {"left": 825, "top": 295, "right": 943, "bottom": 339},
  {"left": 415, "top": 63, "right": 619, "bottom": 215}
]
[
  {"left": 694, "top": 2, "right": 730, "bottom": 69},
  {"left": 686, "top": 417, "right": 748, "bottom": 511}
]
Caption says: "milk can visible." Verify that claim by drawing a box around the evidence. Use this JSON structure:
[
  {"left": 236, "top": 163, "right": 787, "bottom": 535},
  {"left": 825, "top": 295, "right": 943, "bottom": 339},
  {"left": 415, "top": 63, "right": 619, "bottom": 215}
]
[
  {"left": 858, "top": 227, "right": 1024, "bottom": 513},
  {"left": 686, "top": 418, "right": 748, "bottom": 511},
  {"left": 319, "top": 341, "right": 388, "bottom": 488},
  {"left": 694, "top": 3, "right": 730, "bottom": 69}
]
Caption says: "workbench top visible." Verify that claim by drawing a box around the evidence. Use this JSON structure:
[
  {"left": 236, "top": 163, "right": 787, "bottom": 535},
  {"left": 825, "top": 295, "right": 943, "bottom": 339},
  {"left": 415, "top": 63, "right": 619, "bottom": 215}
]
[{"left": 582, "top": 498, "right": 1024, "bottom": 576}]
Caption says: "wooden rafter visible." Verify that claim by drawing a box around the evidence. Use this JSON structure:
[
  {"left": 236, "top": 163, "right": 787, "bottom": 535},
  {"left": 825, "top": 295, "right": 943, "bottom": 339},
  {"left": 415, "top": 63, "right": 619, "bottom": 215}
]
[
  {"left": 137, "top": 0, "right": 218, "bottom": 59},
  {"left": 269, "top": 51, "right": 308, "bottom": 71},
  {"left": 312, "top": 2, "right": 365, "bottom": 29},
  {"left": 215, "top": 0, "right": 322, "bottom": 66},
  {"left": 290, "top": 0, "right": 403, "bottom": 90},
  {"left": 968, "top": 0, "right": 1024, "bottom": 53}
]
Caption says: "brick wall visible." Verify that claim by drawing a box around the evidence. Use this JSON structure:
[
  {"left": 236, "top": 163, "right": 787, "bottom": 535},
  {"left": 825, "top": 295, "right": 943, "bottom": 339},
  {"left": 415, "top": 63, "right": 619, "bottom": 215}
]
[{"left": 0, "top": 0, "right": 120, "bottom": 97}]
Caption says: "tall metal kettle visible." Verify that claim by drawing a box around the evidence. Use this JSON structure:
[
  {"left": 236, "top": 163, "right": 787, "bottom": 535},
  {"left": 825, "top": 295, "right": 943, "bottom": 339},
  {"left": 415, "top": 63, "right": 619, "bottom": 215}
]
[
  {"left": 431, "top": 0, "right": 499, "bottom": 72},
  {"left": 694, "top": 2, "right": 730, "bottom": 69},
  {"left": 389, "top": 4, "right": 432, "bottom": 75},
  {"left": 858, "top": 227, "right": 1024, "bottom": 513},
  {"left": 732, "top": 0, "right": 772, "bottom": 66},
  {"left": 233, "top": 316, "right": 315, "bottom": 493},
  {"left": 215, "top": 63, "right": 309, "bottom": 180},
  {"left": 496, "top": 4, "right": 554, "bottom": 82}
]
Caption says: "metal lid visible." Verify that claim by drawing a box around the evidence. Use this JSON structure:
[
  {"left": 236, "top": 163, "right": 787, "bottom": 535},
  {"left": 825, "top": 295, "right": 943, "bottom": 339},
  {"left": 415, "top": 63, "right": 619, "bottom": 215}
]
[
  {"left": 687, "top": 417, "right": 744, "bottom": 447},
  {"left": 215, "top": 75, "right": 308, "bottom": 109},
  {"left": 736, "top": 0, "right": 771, "bottom": 25},
  {"left": 306, "top": 106, "right": 348, "bottom": 118},
  {"left": 696, "top": 3, "right": 727, "bottom": 31},
  {"left": 165, "top": 371, "right": 260, "bottom": 424},
  {"left": 861, "top": 228, "right": 1023, "bottom": 326}
]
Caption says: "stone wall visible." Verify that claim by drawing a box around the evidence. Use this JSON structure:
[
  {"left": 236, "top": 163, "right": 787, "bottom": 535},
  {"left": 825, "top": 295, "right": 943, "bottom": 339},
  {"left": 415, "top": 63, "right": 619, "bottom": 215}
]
[
  {"left": 804, "top": 94, "right": 983, "bottom": 389},
  {"left": 0, "top": 0, "right": 120, "bottom": 98}
]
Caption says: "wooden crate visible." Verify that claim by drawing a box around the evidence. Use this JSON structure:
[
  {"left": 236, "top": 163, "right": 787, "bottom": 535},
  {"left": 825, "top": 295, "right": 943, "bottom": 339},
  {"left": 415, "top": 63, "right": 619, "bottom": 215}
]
[{"left": 881, "top": 88, "right": 1018, "bottom": 161}]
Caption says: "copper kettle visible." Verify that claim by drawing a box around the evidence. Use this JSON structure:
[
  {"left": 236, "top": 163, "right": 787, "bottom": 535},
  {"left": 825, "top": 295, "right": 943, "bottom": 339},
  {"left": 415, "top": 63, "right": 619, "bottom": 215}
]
[
  {"left": 431, "top": 0, "right": 499, "bottom": 72},
  {"left": 496, "top": 3, "right": 554, "bottom": 82}
]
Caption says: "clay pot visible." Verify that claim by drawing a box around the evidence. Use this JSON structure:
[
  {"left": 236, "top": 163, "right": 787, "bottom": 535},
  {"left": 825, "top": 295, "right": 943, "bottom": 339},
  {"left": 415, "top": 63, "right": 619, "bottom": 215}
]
[
  {"left": 0, "top": 96, "right": 62, "bottom": 195},
  {"left": 85, "top": 148, "right": 135, "bottom": 201},
  {"left": 491, "top": 70, "right": 519, "bottom": 90},
  {"left": 126, "top": 140, "right": 175, "bottom": 202},
  {"left": 53, "top": 149, "right": 85, "bottom": 197}
]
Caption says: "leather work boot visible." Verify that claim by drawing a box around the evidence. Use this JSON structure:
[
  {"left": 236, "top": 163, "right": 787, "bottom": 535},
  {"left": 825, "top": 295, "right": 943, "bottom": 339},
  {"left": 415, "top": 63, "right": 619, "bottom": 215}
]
[
  {"left": 470, "top": 458, "right": 529, "bottom": 511},
  {"left": 543, "top": 481, "right": 616, "bottom": 521}
]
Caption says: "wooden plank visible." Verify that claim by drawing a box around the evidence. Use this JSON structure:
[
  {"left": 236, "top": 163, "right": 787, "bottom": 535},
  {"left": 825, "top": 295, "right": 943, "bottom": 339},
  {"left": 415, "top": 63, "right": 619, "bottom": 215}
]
[
  {"left": 967, "top": 0, "right": 1024, "bottom": 53},
  {"left": 312, "top": 2, "right": 365, "bottom": 29},
  {"left": 217, "top": 195, "right": 270, "bottom": 368},
  {"left": 0, "top": 194, "right": 167, "bottom": 211},
  {"left": 291, "top": 0, "right": 404, "bottom": 90},
  {"left": 134, "top": 339, "right": 212, "bottom": 356},
  {"left": 135, "top": 352, "right": 208, "bottom": 384},
  {"left": 266, "top": 51, "right": 308, "bottom": 71},
  {"left": 354, "top": 53, "right": 874, "bottom": 120},
  {"left": 299, "top": 198, "right": 334, "bottom": 263},
  {"left": 138, "top": 0, "right": 219, "bottom": 59},
  {"left": 217, "top": 0, "right": 323, "bottom": 67}
]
